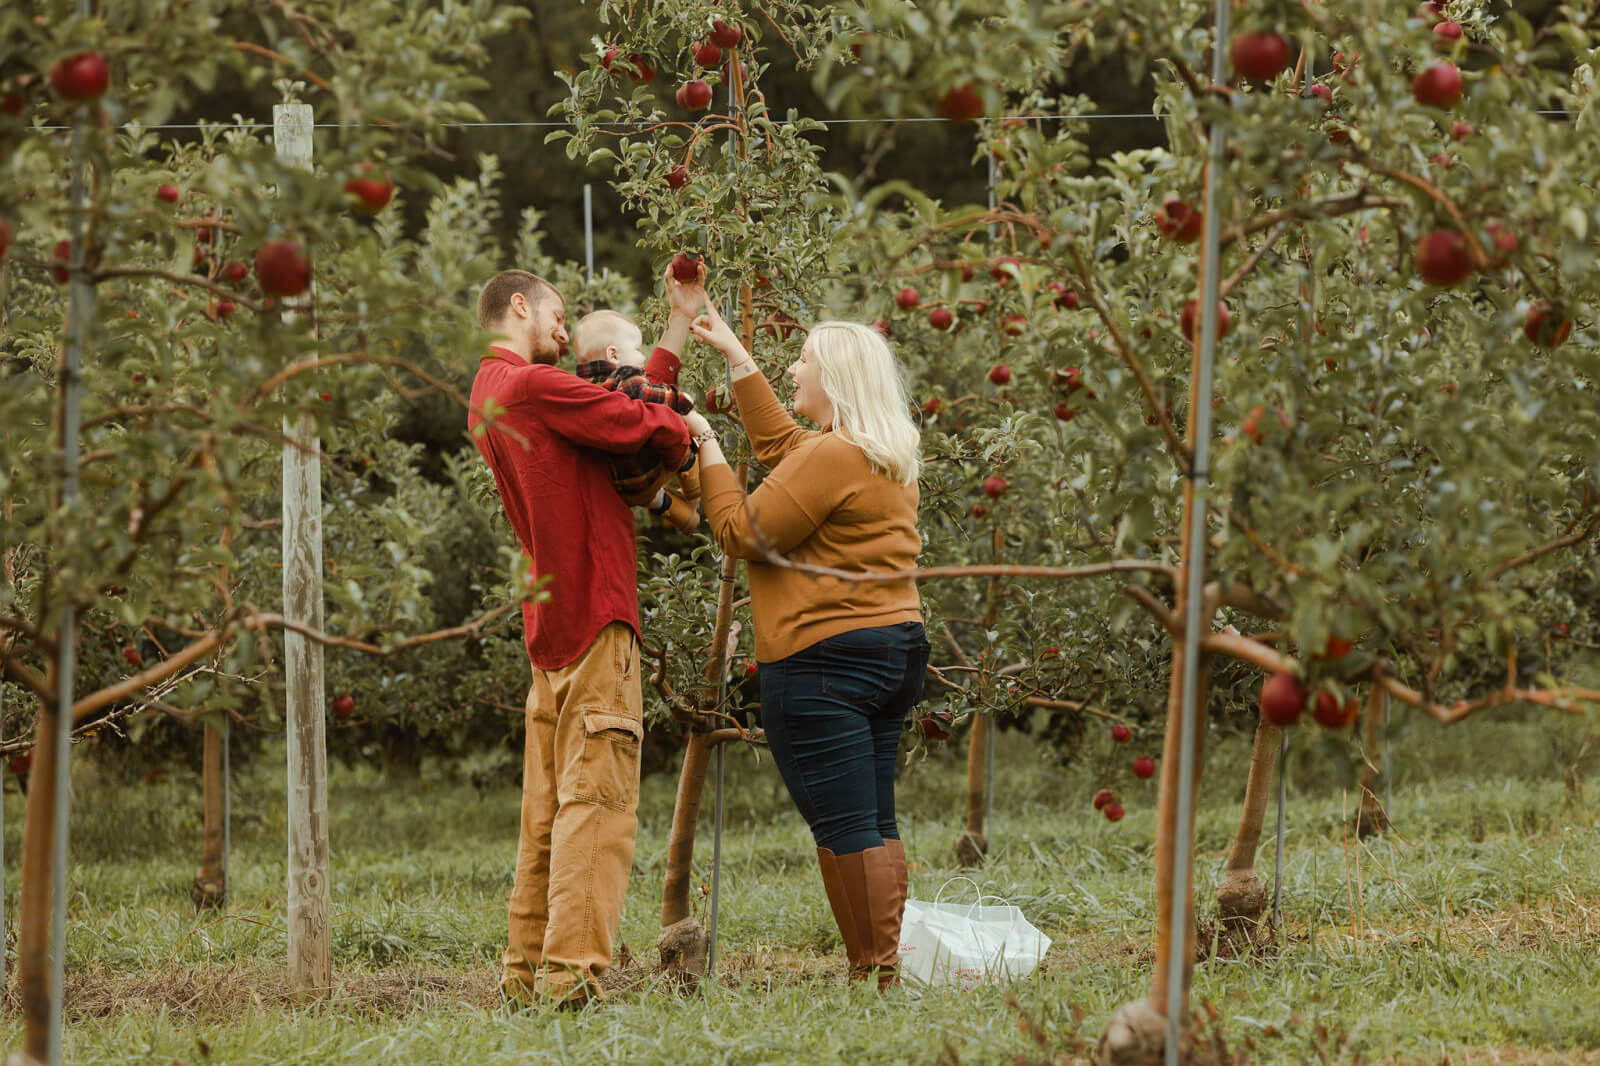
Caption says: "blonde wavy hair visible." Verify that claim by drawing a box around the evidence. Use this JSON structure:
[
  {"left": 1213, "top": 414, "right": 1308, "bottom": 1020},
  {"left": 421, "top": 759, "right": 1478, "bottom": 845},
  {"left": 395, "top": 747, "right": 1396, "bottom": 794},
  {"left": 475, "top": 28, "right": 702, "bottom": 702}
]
[{"left": 807, "top": 321, "right": 921, "bottom": 487}]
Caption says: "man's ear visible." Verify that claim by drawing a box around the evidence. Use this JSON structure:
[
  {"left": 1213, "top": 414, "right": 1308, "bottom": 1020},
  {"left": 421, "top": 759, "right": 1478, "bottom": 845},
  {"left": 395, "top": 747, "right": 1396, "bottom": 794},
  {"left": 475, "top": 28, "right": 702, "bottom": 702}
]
[{"left": 509, "top": 291, "right": 528, "bottom": 319}]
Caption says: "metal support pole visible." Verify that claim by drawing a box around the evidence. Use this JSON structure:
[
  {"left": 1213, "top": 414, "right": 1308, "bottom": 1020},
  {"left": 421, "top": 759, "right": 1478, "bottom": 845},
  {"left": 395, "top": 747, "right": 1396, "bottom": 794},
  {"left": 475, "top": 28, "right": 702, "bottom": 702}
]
[
  {"left": 1382, "top": 692, "right": 1392, "bottom": 818},
  {"left": 707, "top": 741, "right": 725, "bottom": 974},
  {"left": 984, "top": 139, "right": 997, "bottom": 849},
  {"left": 46, "top": 65, "right": 94, "bottom": 1066},
  {"left": 1165, "top": 2, "right": 1230, "bottom": 1062},
  {"left": 1272, "top": 731, "right": 1288, "bottom": 933},
  {"left": 583, "top": 184, "right": 594, "bottom": 284}
]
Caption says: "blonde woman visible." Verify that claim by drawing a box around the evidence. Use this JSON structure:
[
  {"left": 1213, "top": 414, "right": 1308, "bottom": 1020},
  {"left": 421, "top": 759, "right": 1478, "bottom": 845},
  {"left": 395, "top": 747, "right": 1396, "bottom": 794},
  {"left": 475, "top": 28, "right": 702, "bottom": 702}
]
[{"left": 683, "top": 306, "right": 930, "bottom": 989}]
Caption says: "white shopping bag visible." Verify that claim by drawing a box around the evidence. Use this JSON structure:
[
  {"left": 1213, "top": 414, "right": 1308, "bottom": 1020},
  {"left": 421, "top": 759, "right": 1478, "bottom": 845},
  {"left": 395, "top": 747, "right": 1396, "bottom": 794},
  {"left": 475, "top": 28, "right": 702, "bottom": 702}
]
[{"left": 899, "top": 876, "right": 1052, "bottom": 989}]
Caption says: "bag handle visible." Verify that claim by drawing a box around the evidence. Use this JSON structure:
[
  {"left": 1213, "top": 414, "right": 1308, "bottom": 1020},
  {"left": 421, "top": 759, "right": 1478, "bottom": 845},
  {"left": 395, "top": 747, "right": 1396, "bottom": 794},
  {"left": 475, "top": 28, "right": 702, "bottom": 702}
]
[
  {"left": 932, "top": 875, "right": 984, "bottom": 906},
  {"left": 965, "top": 893, "right": 1013, "bottom": 918}
]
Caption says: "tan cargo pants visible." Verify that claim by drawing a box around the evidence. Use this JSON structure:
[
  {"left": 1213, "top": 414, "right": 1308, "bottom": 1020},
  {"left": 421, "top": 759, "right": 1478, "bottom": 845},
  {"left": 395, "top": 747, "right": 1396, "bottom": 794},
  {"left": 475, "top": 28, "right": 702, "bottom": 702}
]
[{"left": 502, "top": 622, "right": 644, "bottom": 1005}]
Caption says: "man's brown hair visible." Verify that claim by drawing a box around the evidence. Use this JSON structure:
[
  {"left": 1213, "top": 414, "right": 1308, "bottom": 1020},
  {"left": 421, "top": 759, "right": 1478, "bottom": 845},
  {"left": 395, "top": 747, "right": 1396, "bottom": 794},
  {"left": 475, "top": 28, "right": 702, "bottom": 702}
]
[{"left": 477, "top": 270, "right": 556, "bottom": 330}]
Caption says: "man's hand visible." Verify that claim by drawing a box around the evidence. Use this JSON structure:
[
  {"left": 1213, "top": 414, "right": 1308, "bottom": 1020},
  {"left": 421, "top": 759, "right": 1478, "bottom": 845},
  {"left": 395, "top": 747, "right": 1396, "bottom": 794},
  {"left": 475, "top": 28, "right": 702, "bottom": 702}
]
[{"left": 665, "top": 260, "right": 708, "bottom": 321}]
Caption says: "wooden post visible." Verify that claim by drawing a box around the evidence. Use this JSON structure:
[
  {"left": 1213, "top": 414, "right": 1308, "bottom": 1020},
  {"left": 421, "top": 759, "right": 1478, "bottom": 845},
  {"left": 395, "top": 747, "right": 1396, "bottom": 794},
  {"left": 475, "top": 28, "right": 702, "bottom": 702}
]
[{"left": 274, "top": 102, "right": 332, "bottom": 995}]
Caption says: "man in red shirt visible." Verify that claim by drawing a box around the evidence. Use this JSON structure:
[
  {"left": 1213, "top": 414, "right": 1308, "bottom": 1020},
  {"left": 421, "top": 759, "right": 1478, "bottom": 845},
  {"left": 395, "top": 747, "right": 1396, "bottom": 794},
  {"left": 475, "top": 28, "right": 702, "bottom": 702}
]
[{"left": 470, "top": 267, "right": 701, "bottom": 1007}]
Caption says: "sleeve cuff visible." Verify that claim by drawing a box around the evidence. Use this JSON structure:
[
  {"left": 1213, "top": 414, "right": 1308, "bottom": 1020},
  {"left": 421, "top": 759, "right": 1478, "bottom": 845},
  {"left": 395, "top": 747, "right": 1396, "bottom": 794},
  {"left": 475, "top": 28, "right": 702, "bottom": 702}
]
[{"left": 645, "top": 347, "right": 682, "bottom": 386}]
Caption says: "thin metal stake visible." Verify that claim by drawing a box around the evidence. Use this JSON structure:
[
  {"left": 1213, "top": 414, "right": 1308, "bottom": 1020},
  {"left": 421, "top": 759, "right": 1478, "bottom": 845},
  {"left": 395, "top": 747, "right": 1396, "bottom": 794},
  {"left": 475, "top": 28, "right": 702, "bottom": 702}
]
[
  {"left": 1166, "top": 3, "right": 1230, "bottom": 1063},
  {"left": 707, "top": 742, "right": 725, "bottom": 975},
  {"left": 1382, "top": 691, "right": 1392, "bottom": 819},
  {"left": 1272, "top": 731, "right": 1288, "bottom": 934},
  {"left": 583, "top": 184, "right": 594, "bottom": 283}
]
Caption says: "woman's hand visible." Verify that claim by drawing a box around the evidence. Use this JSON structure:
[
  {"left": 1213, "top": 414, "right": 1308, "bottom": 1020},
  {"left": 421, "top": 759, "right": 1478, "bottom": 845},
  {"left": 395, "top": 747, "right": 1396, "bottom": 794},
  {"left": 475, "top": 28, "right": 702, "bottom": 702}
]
[{"left": 689, "top": 304, "right": 746, "bottom": 360}]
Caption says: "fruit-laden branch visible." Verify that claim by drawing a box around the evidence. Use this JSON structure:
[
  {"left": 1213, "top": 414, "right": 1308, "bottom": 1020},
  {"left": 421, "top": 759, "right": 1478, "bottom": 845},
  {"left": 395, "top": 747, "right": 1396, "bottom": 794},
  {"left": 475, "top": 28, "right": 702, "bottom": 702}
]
[
  {"left": 93, "top": 267, "right": 267, "bottom": 311},
  {"left": 1062, "top": 240, "right": 1190, "bottom": 465},
  {"left": 244, "top": 351, "right": 530, "bottom": 453},
  {"left": 1214, "top": 189, "right": 1406, "bottom": 252},
  {"left": 64, "top": 600, "right": 518, "bottom": 724},
  {"left": 1023, "top": 696, "right": 1126, "bottom": 725},
  {"left": 1219, "top": 219, "right": 1296, "bottom": 300},
  {"left": 1353, "top": 161, "right": 1488, "bottom": 268},
  {"left": 1129, "top": 584, "right": 1600, "bottom": 724}
]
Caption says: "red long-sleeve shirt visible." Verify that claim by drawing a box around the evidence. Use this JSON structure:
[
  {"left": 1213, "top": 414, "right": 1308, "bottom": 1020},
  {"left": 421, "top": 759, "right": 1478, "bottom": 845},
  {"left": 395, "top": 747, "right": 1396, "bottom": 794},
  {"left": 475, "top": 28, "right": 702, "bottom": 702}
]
[{"left": 469, "top": 346, "right": 691, "bottom": 669}]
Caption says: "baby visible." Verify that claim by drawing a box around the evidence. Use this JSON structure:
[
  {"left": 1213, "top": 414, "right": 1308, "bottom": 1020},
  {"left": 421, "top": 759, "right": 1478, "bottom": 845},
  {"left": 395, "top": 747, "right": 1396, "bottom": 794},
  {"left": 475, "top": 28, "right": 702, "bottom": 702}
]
[{"left": 573, "top": 309, "right": 702, "bottom": 531}]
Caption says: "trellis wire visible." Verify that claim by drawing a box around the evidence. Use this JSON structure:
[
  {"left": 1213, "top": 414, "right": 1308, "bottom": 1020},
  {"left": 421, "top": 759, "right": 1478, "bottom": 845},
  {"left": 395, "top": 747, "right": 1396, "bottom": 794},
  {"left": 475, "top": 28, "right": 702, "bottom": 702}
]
[{"left": 1165, "top": 0, "right": 1231, "bottom": 1061}]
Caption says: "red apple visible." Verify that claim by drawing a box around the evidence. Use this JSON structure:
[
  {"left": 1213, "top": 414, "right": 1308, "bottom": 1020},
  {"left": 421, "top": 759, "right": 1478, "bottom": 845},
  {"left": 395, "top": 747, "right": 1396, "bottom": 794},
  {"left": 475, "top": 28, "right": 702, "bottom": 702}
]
[
  {"left": 122, "top": 645, "right": 142, "bottom": 667},
  {"left": 680, "top": 79, "right": 713, "bottom": 111},
  {"left": 1132, "top": 756, "right": 1156, "bottom": 779},
  {"left": 156, "top": 184, "right": 180, "bottom": 204},
  {"left": 670, "top": 252, "right": 701, "bottom": 282},
  {"left": 0, "top": 216, "right": 9, "bottom": 260},
  {"left": 959, "top": 262, "right": 975, "bottom": 282},
  {"left": 1260, "top": 672, "right": 1306, "bottom": 726},
  {"left": 626, "top": 55, "right": 656, "bottom": 83},
  {"left": 1315, "top": 635, "right": 1354, "bottom": 661},
  {"left": 1, "top": 91, "right": 22, "bottom": 117},
  {"left": 8, "top": 752, "right": 32, "bottom": 776},
  {"left": 895, "top": 286, "right": 920, "bottom": 310},
  {"left": 1310, "top": 83, "right": 1333, "bottom": 106},
  {"left": 50, "top": 239, "right": 72, "bottom": 285},
  {"left": 971, "top": 503, "right": 989, "bottom": 518},
  {"left": 216, "top": 300, "right": 236, "bottom": 319},
  {"left": 1240, "top": 405, "right": 1290, "bottom": 445},
  {"left": 1111, "top": 724, "right": 1132, "bottom": 743},
  {"left": 1450, "top": 121, "right": 1473, "bottom": 141},
  {"left": 919, "top": 710, "right": 953, "bottom": 741},
  {"left": 1412, "top": 60, "right": 1463, "bottom": 108},
  {"left": 1051, "top": 367, "right": 1083, "bottom": 391},
  {"left": 928, "top": 307, "right": 954, "bottom": 330},
  {"left": 987, "top": 364, "right": 1011, "bottom": 386},
  {"left": 1524, "top": 300, "right": 1572, "bottom": 347},
  {"left": 710, "top": 20, "right": 743, "bottom": 49},
  {"left": 601, "top": 47, "right": 619, "bottom": 71},
  {"left": 1046, "top": 281, "right": 1079, "bottom": 309},
  {"left": 694, "top": 41, "right": 723, "bottom": 68},
  {"left": 1230, "top": 30, "right": 1291, "bottom": 82},
  {"left": 1093, "top": 788, "right": 1115, "bottom": 811},
  {"left": 1053, "top": 402, "right": 1073, "bottom": 421},
  {"left": 1313, "top": 690, "right": 1360, "bottom": 729},
  {"left": 704, "top": 386, "right": 735, "bottom": 415},
  {"left": 1103, "top": 801, "right": 1125, "bottom": 823},
  {"left": 1180, "top": 299, "right": 1231, "bottom": 342},
  {"left": 332, "top": 693, "right": 356, "bottom": 718},
  {"left": 989, "top": 257, "right": 1021, "bottom": 284},
  {"left": 49, "top": 52, "right": 109, "bottom": 101},
  {"left": 255, "top": 240, "right": 311, "bottom": 297},
  {"left": 1002, "top": 314, "right": 1027, "bottom": 336},
  {"left": 223, "top": 261, "right": 249, "bottom": 283},
  {"left": 1155, "top": 196, "right": 1204, "bottom": 243},
  {"left": 871, "top": 318, "right": 891, "bottom": 338},
  {"left": 1433, "top": 21, "right": 1463, "bottom": 44},
  {"left": 666, "top": 165, "right": 689, "bottom": 190},
  {"left": 1486, "top": 222, "right": 1518, "bottom": 265},
  {"left": 921, "top": 397, "right": 941, "bottom": 415},
  {"left": 983, "top": 475, "right": 1007, "bottom": 498},
  {"left": 936, "top": 82, "right": 984, "bottom": 123},
  {"left": 1414, "top": 229, "right": 1472, "bottom": 286},
  {"left": 343, "top": 167, "right": 394, "bottom": 213}
]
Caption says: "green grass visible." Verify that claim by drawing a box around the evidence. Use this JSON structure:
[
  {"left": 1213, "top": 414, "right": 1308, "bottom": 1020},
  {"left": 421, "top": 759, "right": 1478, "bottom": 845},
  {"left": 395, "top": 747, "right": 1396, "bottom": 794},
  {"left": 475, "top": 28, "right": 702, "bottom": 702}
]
[{"left": 3, "top": 703, "right": 1599, "bottom": 1064}]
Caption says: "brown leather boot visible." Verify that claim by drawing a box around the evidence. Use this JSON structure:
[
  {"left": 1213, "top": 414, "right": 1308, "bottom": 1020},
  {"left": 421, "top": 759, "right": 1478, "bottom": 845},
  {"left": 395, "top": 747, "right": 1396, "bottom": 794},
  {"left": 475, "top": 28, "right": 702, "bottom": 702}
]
[
  {"left": 834, "top": 845, "right": 902, "bottom": 987},
  {"left": 816, "top": 848, "right": 869, "bottom": 979},
  {"left": 881, "top": 838, "right": 908, "bottom": 989}
]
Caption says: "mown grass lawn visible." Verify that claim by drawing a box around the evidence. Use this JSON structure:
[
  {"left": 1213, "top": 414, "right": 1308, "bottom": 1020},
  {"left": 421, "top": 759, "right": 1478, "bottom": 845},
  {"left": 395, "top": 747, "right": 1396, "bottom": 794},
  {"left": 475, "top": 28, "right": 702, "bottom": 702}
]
[{"left": 3, "top": 701, "right": 1598, "bottom": 1065}]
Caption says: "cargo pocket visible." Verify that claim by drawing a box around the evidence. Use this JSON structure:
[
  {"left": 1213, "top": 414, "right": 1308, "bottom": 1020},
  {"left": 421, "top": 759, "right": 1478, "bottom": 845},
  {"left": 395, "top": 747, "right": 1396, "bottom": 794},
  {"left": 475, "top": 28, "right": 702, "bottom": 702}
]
[{"left": 574, "top": 708, "right": 644, "bottom": 811}]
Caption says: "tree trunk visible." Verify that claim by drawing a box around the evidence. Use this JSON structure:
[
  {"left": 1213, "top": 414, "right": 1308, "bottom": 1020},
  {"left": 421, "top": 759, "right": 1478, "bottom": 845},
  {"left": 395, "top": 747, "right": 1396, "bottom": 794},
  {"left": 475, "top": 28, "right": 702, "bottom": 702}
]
[
  {"left": 192, "top": 722, "right": 227, "bottom": 909},
  {"left": 1355, "top": 684, "right": 1390, "bottom": 838},
  {"left": 16, "top": 695, "right": 62, "bottom": 1064},
  {"left": 1216, "top": 714, "right": 1279, "bottom": 941},
  {"left": 955, "top": 715, "right": 990, "bottom": 867},
  {"left": 1098, "top": 646, "right": 1208, "bottom": 1066},
  {"left": 658, "top": 729, "right": 715, "bottom": 978}
]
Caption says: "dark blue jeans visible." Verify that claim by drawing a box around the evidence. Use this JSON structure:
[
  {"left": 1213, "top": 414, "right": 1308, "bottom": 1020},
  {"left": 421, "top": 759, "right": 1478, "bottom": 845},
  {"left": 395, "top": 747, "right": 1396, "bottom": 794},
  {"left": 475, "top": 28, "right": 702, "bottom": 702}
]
[{"left": 759, "top": 622, "right": 932, "bottom": 856}]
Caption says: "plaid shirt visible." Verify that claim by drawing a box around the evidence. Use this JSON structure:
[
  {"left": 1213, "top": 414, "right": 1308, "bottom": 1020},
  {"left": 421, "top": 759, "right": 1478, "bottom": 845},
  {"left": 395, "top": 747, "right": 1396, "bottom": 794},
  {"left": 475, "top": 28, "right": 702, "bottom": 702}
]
[{"left": 575, "top": 361, "right": 696, "bottom": 501}]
